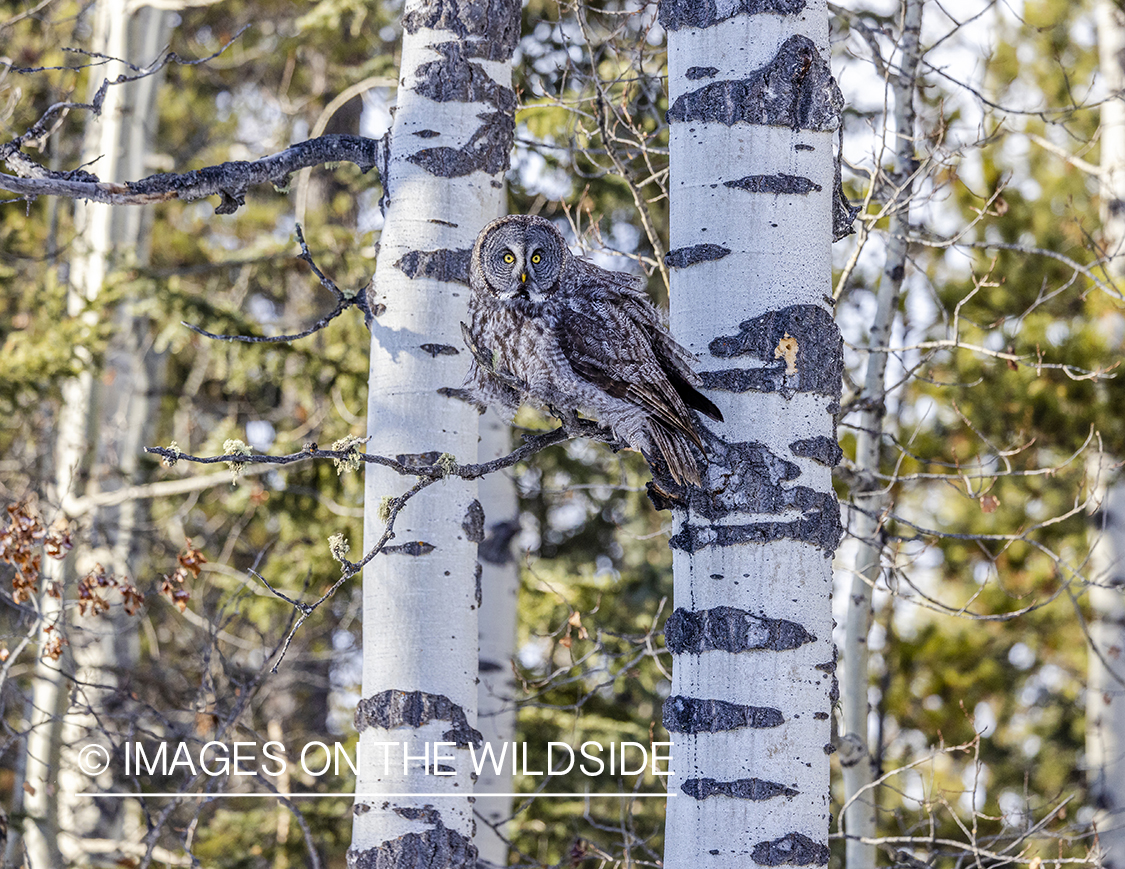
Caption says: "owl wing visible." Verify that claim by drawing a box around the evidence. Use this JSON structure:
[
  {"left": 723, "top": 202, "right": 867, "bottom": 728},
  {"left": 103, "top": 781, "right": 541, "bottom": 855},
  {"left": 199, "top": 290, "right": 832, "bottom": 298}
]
[
  {"left": 562, "top": 258, "right": 723, "bottom": 414},
  {"left": 557, "top": 294, "right": 706, "bottom": 449}
]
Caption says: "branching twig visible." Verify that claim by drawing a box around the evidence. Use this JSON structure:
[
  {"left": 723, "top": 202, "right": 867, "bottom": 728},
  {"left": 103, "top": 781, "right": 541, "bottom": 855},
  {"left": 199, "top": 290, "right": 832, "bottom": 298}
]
[
  {"left": 147, "top": 418, "right": 624, "bottom": 670},
  {"left": 573, "top": 0, "right": 669, "bottom": 291},
  {"left": 135, "top": 599, "right": 303, "bottom": 869},
  {"left": 182, "top": 225, "right": 371, "bottom": 341},
  {"left": 908, "top": 233, "right": 1125, "bottom": 301},
  {"left": 2, "top": 25, "right": 251, "bottom": 155},
  {"left": 145, "top": 420, "right": 619, "bottom": 484},
  {"left": 1, "top": 134, "right": 385, "bottom": 214}
]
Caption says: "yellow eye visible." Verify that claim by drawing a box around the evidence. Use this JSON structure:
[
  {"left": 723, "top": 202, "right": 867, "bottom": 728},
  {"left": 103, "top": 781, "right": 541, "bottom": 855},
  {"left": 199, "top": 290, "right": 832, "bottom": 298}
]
[
  {"left": 530, "top": 253, "right": 542, "bottom": 264},
  {"left": 503, "top": 252, "right": 515, "bottom": 264}
]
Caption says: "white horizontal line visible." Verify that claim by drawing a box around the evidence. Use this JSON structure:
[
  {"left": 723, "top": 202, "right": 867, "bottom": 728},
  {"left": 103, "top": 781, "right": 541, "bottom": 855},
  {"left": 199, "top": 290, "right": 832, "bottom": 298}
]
[{"left": 76, "top": 792, "right": 673, "bottom": 799}]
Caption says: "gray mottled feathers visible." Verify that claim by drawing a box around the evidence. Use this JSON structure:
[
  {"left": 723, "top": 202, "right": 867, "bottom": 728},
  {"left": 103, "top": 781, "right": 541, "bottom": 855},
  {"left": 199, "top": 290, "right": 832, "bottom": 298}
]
[{"left": 464, "top": 214, "right": 723, "bottom": 486}]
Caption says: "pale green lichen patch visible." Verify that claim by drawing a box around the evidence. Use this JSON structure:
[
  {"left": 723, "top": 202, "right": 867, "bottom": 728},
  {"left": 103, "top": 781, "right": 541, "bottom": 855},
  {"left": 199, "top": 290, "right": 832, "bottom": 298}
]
[
  {"left": 223, "top": 439, "right": 251, "bottom": 484},
  {"left": 328, "top": 533, "right": 350, "bottom": 563},
  {"left": 331, "top": 435, "right": 365, "bottom": 475},
  {"left": 162, "top": 441, "right": 182, "bottom": 468}
]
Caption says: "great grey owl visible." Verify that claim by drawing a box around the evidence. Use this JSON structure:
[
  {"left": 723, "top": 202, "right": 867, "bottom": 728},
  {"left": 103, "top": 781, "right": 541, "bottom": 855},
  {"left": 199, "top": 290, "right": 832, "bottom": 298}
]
[{"left": 463, "top": 214, "right": 723, "bottom": 486}]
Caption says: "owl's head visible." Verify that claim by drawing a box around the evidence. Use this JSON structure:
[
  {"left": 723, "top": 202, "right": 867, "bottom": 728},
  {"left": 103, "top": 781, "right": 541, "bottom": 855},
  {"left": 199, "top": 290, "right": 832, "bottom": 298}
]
[{"left": 472, "top": 214, "right": 567, "bottom": 305}]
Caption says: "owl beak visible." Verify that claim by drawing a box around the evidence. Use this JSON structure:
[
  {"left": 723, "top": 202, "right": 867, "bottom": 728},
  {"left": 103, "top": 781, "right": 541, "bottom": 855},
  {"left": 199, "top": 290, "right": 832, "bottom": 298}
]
[{"left": 519, "top": 271, "right": 528, "bottom": 285}]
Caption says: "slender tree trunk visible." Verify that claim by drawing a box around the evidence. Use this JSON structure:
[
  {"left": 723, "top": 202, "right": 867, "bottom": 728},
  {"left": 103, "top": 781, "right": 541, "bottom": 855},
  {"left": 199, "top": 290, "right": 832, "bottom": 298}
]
[
  {"left": 24, "top": 433, "right": 79, "bottom": 868},
  {"left": 475, "top": 409, "right": 521, "bottom": 866},
  {"left": 840, "top": 3, "right": 922, "bottom": 866},
  {"left": 1099, "top": 0, "right": 1125, "bottom": 279},
  {"left": 1091, "top": 10, "right": 1125, "bottom": 868},
  {"left": 22, "top": 4, "right": 168, "bottom": 864},
  {"left": 1088, "top": 458, "right": 1125, "bottom": 869},
  {"left": 23, "top": 0, "right": 130, "bottom": 856},
  {"left": 350, "top": 0, "right": 519, "bottom": 863},
  {"left": 660, "top": 0, "right": 845, "bottom": 865}
]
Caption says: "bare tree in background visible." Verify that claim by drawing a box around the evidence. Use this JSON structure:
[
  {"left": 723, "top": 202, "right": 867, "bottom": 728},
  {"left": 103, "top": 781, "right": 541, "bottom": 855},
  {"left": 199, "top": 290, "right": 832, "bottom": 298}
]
[
  {"left": 839, "top": 2, "right": 923, "bottom": 866},
  {"left": 1091, "top": 6, "right": 1125, "bottom": 866},
  {"left": 475, "top": 410, "right": 521, "bottom": 867},
  {"left": 5, "top": 0, "right": 1125, "bottom": 865},
  {"left": 21, "top": 3, "right": 170, "bottom": 864}
]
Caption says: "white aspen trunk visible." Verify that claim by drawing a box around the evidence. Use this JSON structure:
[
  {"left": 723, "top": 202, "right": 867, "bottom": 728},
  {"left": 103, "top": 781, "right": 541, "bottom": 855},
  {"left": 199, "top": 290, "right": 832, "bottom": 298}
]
[
  {"left": 1088, "top": 460, "right": 1125, "bottom": 869},
  {"left": 660, "top": 0, "right": 845, "bottom": 866},
  {"left": 23, "top": 414, "right": 81, "bottom": 869},
  {"left": 475, "top": 409, "right": 521, "bottom": 866},
  {"left": 22, "top": 4, "right": 168, "bottom": 864},
  {"left": 23, "top": 1, "right": 129, "bottom": 861},
  {"left": 1092, "top": 10, "right": 1125, "bottom": 868},
  {"left": 350, "top": 0, "right": 519, "bottom": 864},
  {"left": 1099, "top": 0, "right": 1125, "bottom": 279},
  {"left": 840, "top": 3, "right": 922, "bottom": 866}
]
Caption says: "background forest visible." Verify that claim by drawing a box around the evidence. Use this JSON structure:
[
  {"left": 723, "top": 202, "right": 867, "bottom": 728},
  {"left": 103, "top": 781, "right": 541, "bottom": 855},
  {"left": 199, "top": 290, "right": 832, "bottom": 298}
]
[{"left": 0, "top": 0, "right": 1123, "bottom": 866}]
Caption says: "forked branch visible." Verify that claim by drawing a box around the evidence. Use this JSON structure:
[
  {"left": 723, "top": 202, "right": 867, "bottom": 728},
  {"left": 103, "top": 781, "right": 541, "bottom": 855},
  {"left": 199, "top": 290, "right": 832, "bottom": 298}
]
[
  {"left": 1, "top": 134, "right": 385, "bottom": 214},
  {"left": 145, "top": 418, "right": 624, "bottom": 669}
]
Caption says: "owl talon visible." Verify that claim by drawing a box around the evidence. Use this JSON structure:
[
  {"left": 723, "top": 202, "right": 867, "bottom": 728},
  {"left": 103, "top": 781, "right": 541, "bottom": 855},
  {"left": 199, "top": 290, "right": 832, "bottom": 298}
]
[{"left": 547, "top": 406, "right": 583, "bottom": 433}]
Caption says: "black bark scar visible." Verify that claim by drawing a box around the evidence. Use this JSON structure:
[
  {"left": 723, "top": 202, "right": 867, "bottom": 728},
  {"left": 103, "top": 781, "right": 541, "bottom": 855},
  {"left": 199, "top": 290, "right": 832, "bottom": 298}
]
[
  {"left": 686, "top": 66, "right": 720, "bottom": 80},
  {"left": 668, "top": 512, "right": 840, "bottom": 556},
  {"left": 396, "top": 248, "right": 472, "bottom": 285},
  {"left": 659, "top": 0, "right": 806, "bottom": 30},
  {"left": 663, "top": 696, "right": 784, "bottom": 732},
  {"left": 383, "top": 541, "right": 437, "bottom": 556},
  {"left": 681, "top": 777, "right": 799, "bottom": 801},
  {"left": 409, "top": 110, "right": 514, "bottom": 178},
  {"left": 347, "top": 807, "right": 477, "bottom": 869},
  {"left": 402, "top": 0, "right": 521, "bottom": 61},
  {"left": 649, "top": 427, "right": 842, "bottom": 556},
  {"left": 789, "top": 435, "right": 842, "bottom": 467},
  {"left": 665, "top": 606, "right": 815, "bottom": 653},
  {"left": 354, "top": 689, "right": 483, "bottom": 748},
  {"left": 667, "top": 36, "right": 842, "bottom": 132},
  {"left": 725, "top": 174, "right": 822, "bottom": 195},
  {"left": 420, "top": 343, "right": 460, "bottom": 357},
  {"left": 706, "top": 304, "right": 842, "bottom": 400},
  {"left": 664, "top": 244, "right": 731, "bottom": 269},
  {"left": 462, "top": 499, "right": 485, "bottom": 542},
  {"left": 751, "top": 833, "right": 831, "bottom": 866},
  {"left": 413, "top": 42, "right": 516, "bottom": 113}
]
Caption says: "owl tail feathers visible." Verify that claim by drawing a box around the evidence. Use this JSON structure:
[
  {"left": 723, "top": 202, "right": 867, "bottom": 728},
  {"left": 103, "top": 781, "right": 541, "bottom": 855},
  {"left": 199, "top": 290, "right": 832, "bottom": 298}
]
[
  {"left": 648, "top": 425, "right": 703, "bottom": 487},
  {"left": 665, "top": 367, "right": 724, "bottom": 424}
]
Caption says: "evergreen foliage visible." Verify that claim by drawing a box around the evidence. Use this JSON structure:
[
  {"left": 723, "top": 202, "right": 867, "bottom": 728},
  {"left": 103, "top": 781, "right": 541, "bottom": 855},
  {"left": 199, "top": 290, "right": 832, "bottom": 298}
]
[{"left": 1, "top": 0, "right": 1122, "bottom": 863}]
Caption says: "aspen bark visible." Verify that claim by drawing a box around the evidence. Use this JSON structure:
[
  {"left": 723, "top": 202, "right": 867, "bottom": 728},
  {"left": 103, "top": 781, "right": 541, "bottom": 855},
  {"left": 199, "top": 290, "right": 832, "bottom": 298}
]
[
  {"left": 21, "top": 6, "right": 168, "bottom": 864},
  {"left": 1088, "top": 460, "right": 1125, "bottom": 869},
  {"left": 660, "top": 0, "right": 845, "bottom": 865},
  {"left": 1099, "top": 0, "right": 1125, "bottom": 280},
  {"left": 1091, "top": 9, "right": 1125, "bottom": 867},
  {"left": 475, "top": 409, "right": 521, "bottom": 866},
  {"left": 840, "top": 3, "right": 922, "bottom": 866},
  {"left": 349, "top": 0, "right": 519, "bottom": 863}
]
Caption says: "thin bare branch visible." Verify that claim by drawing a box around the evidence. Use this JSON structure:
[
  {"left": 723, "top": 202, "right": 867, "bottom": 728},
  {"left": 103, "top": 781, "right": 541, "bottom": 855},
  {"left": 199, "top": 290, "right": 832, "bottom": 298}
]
[
  {"left": 1, "top": 134, "right": 384, "bottom": 213},
  {"left": 182, "top": 225, "right": 371, "bottom": 341}
]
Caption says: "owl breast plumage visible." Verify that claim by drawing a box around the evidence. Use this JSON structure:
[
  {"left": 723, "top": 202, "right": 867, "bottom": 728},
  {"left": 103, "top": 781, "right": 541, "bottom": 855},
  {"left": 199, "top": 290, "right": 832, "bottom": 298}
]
[{"left": 464, "top": 213, "right": 723, "bottom": 486}]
